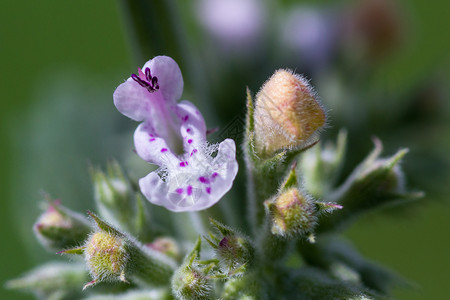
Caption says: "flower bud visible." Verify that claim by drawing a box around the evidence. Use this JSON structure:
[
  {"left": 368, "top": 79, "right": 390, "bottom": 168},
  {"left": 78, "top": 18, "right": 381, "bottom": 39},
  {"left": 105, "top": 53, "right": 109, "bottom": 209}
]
[
  {"left": 205, "top": 219, "right": 255, "bottom": 276},
  {"left": 84, "top": 231, "right": 129, "bottom": 288},
  {"left": 254, "top": 69, "right": 326, "bottom": 157},
  {"left": 146, "top": 237, "right": 180, "bottom": 261},
  {"left": 265, "top": 188, "right": 317, "bottom": 238},
  {"left": 33, "top": 200, "right": 91, "bottom": 251},
  {"left": 172, "top": 237, "right": 214, "bottom": 300},
  {"left": 60, "top": 212, "right": 176, "bottom": 289},
  {"left": 172, "top": 264, "right": 214, "bottom": 300}
]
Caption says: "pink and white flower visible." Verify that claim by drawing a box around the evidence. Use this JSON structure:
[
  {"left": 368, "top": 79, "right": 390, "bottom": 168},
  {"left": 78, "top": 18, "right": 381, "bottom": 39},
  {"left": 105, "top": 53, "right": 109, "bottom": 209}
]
[{"left": 114, "top": 56, "right": 238, "bottom": 212}]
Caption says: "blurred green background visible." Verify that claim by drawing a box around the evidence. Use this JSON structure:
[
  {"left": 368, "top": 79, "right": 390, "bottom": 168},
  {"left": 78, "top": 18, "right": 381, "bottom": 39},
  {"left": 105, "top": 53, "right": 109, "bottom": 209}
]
[{"left": 1, "top": 0, "right": 449, "bottom": 299}]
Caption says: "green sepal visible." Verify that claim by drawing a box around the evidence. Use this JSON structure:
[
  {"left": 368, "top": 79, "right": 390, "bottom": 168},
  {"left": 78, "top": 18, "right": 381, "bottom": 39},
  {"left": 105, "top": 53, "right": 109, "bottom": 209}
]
[
  {"left": 87, "top": 211, "right": 124, "bottom": 238},
  {"left": 58, "top": 246, "right": 86, "bottom": 255},
  {"left": 279, "top": 162, "right": 299, "bottom": 191}
]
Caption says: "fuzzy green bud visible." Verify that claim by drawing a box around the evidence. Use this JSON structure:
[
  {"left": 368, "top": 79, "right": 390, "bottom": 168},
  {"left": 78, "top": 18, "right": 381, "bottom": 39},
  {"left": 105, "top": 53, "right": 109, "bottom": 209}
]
[
  {"left": 33, "top": 200, "right": 90, "bottom": 251},
  {"left": 217, "top": 235, "right": 254, "bottom": 275},
  {"left": 60, "top": 212, "right": 176, "bottom": 290},
  {"left": 205, "top": 219, "right": 255, "bottom": 276},
  {"left": 265, "top": 188, "right": 317, "bottom": 238},
  {"left": 254, "top": 69, "right": 326, "bottom": 157},
  {"left": 172, "top": 264, "right": 214, "bottom": 300},
  {"left": 172, "top": 237, "right": 214, "bottom": 300},
  {"left": 84, "top": 231, "right": 129, "bottom": 288}
]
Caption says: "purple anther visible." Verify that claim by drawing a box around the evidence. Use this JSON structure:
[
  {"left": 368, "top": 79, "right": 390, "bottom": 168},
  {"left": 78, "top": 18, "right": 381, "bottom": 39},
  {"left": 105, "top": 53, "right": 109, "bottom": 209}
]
[
  {"left": 131, "top": 74, "right": 148, "bottom": 88},
  {"left": 161, "top": 148, "right": 168, "bottom": 152},
  {"left": 187, "top": 185, "right": 193, "bottom": 196},
  {"left": 131, "top": 67, "right": 159, "bottom": 93},
  {"left": 152, "top": 76, "right": 159, "bottom": 89},
  {"left": 145, "top": 67, "right": 152, "bottom": 81}
]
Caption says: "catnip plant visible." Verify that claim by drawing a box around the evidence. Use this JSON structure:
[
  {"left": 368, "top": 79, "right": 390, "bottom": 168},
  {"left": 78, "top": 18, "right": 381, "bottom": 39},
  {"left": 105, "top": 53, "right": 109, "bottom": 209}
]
[{"left": 7, "top": 54, "right": 422, "bottom": 300}]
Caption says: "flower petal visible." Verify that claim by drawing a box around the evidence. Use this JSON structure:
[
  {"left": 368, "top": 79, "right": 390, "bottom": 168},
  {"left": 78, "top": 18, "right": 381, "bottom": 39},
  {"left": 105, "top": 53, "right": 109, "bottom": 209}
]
[
  {"left": 139, "top": 139, "right": 238, "bottom": 212},
  {"left": 176, "top": 101, "right": 207, "bottom": 154},
  {"left": 113, "top": 79, "right": 152, "bottom": 121},
  {"left": 134, "top": 123, "right": 178, "bottom": 166},
  {"left": 144, "top": 56, "right": 184, "bottom": 105}
]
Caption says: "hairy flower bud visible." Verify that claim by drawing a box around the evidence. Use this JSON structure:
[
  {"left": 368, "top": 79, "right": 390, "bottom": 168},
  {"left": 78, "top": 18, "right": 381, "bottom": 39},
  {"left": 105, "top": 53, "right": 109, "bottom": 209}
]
[
  {"left": 205, "top": 219, "right": 255, "bottom": 276},
  {"left": 172, "top": 237, "right": 214, "bottom": 300},
  {"left": 172, "top": 264, "right": 214, "bottom": 300},
  {"left": 265, "top": 188, "right": 317, "bottom": 238},
  {"left": 84, "top": 231, "right": 129, "bottom": 288},
  {"left": 254, "top": 69, "right": 326, "bottom": 157},
  {"left": 60, "top": 212, "right": 176, "bottom": 290},
  {"left": 33, "top": 200, "right": 90, "bottom": 251}
]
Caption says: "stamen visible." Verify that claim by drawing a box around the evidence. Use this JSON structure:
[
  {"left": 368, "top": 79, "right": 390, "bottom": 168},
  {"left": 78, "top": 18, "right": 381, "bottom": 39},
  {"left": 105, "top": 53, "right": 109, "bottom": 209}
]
[
  {"left": 131, "top": 74, "right": 148, "bottom": 88},
  {"left": 131, "top": 67, "right": 160, "bottom": 93},
  {"left": 145, "top": 67, "right": 152, "bottom": 82},
  {"left": 152, "top": 77, "right": 159, "bottom": 90}
]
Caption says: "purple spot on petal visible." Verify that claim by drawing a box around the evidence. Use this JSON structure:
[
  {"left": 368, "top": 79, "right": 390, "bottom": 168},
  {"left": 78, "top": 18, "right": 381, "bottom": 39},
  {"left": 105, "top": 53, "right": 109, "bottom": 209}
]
[
  {"left": 179, "top": 161, "right": 188, "bottom": 167},
  {"left": 187, "top": 186, "right": 193, "bottom": 196},
  {"left": 149, "top": 138, "right": 155, "bottom": 142},
  {"left": 206, "top": 187, "right": 211, "bottom": 194},
  {"left": 199, "top": 177, "right": 210, "bottom": 184},
  {"left": 190, "top": 149, "right": 198, "bottom": 157},
  {"left": 212, "top": 172, "right": 219, "bottom": 178},
  {"left": 182, "top": 115, "right": 189, "bottom": 122},
  {"left": 161, "top": 148, "right": 168, "bottom": 152},
  {"left": 176, "top": 188, "right": 183, "bottom": 194},
  {"left": 186, "top": 128, "right": 191, "bottom": 133},
  {"left": 188, "top": 139, "right": 193, "bottom": 144}
]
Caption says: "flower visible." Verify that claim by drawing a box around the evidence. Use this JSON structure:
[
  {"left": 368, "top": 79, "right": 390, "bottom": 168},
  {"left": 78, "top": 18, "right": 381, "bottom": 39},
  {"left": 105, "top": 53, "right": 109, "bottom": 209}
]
[{"left": 114, "top": 56, "right": 238, "bottom": 212}]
